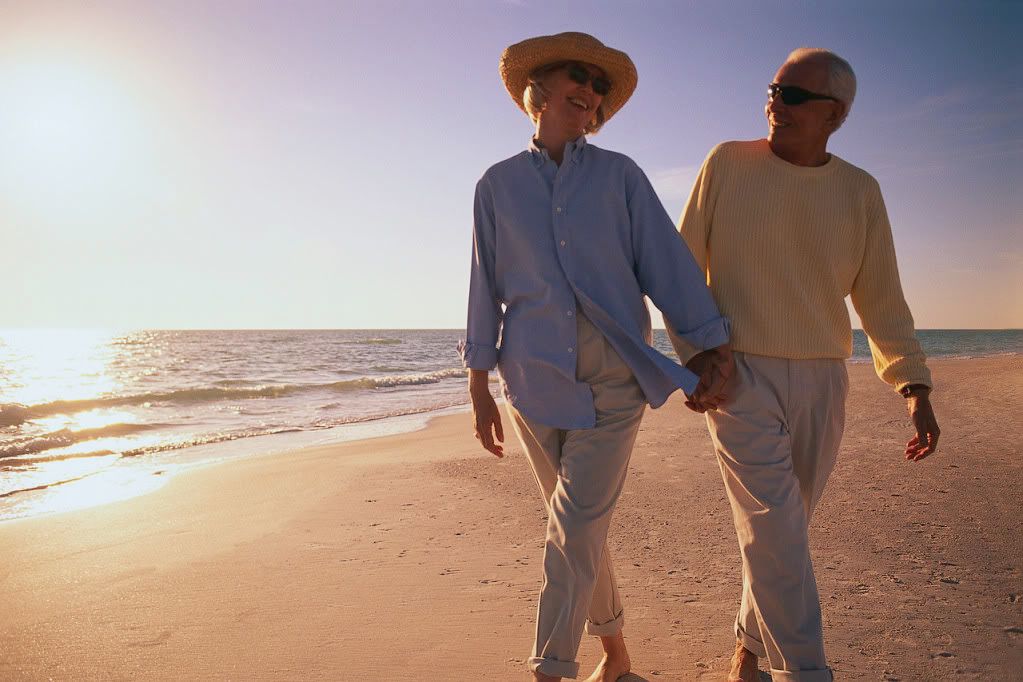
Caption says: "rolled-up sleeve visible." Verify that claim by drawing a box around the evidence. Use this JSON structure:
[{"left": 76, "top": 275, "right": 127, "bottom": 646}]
[
  {"left": 459, "top": 177, "right": 502, "bottom": 370},
  {"left": 626, "top": 162, "right": 729, "bottom": 360}
]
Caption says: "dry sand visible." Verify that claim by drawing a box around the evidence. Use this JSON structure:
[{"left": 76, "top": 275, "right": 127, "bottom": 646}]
[{"left": 1, "top": 357, "right": 1021, "bottom": 681}]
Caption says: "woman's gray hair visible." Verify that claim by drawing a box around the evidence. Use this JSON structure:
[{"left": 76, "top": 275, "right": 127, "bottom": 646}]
[
  {"left": 523, "top": 62, "right": 607, "bottom": 134},
  {"left": 786, "top": 47, "right": 857, "bottom": 128}
]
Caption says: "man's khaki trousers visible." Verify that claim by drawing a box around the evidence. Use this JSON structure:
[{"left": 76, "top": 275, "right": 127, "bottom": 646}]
[
  {"left": 506, "top": 311, "right": 646, "bottom": 679},
  {"left": 707, "top": 352, "right": 848, "bottom": 682}
]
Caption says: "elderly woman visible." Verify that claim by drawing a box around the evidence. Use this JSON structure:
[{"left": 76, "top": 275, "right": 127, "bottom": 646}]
[{"left": 460, "top": 32, "right": 733, "bottom": 681}]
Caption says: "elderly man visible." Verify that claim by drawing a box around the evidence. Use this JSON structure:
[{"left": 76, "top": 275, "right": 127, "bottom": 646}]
[{"left": 671, "top": 48, "right": 941, "bottom": 682}]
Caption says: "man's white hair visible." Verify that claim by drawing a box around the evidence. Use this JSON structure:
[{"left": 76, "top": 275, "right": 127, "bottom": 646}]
[{"left": 786, "top": 47, "right": 857, "bottom": 127}]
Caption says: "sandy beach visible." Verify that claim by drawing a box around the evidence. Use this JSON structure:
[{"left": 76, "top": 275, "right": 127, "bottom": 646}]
[{"left": 1, "top": 356, "right": 1020, "bottom": 681}]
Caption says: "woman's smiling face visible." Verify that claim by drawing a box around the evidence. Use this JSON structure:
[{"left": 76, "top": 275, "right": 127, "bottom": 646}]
[{"left": 539, "top": 62, "right": 606, "bottom": 136}]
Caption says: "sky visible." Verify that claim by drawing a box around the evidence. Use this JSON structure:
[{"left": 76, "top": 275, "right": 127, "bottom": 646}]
[{"left": 1, "top": 0, "right": 1020, "bottom": 330}]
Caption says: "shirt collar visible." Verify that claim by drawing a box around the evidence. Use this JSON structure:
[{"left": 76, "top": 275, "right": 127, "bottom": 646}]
[{"left": 528, "top": 135, "right": 588, "bottom": 166}]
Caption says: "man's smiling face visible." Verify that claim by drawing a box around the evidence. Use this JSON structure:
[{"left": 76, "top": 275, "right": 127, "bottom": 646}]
[{"left": 766, "top": 59, "right": 844, "bottom": 147}]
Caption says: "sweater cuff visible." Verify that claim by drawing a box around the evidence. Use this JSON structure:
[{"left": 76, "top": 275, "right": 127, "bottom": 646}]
[
  {"left": 885, "top": 361, "right": 933, "bottom": 395},
  {"left": 458, "top": 339, "right": 498, "bottom": 370},
  {"left": 894, "top": 376, "right": 933, "bottom": 394}
]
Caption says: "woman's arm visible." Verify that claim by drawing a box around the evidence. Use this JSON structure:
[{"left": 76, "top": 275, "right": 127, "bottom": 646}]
[
  {"left": 625, "top": 161, "right": 729, "bottom": 357},
  {"left": 626, "top": 159, "right": 733, "bottom": 409},
  {"left": 460, "top": 178, "right": 502, "bottom": 370},
  {"left": 460, "top": 177, "right": 504, "bottom": 456}
]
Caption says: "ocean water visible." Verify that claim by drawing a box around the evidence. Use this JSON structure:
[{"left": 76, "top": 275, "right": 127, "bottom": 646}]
[{"left": 1, "top": 328, "right": 1020, "bottom": 520}]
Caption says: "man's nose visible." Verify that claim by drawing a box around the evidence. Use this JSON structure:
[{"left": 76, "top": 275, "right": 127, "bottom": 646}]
[{"left": 766, "top": 93, "right": 786, "bottom": 114}]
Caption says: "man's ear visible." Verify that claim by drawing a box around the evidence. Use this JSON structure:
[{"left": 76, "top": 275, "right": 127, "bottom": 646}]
[{"left": 827, "top": 101, "right": 847, "bottom": 132}]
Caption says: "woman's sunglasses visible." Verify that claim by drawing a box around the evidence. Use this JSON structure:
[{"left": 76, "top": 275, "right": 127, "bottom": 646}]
[
  {"left": 767, "top": 83, "right": 838, "bottom": 106},
  {"left": 565, "top": 62, "right": 612, "bottom": 97}
]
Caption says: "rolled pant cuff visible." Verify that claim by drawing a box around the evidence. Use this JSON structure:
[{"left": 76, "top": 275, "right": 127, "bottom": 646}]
[
  {"left": 584, "top": 609, "right": 624, "bottom": 637},
  {"left": 769, "top": 667, "right": 833, "bottom": 682},
  {"left": 528, "top": 656, "right": 580, "bottom": 679},
  {"left": 734, "top": 619, "right": 767, "bottom": 658}
]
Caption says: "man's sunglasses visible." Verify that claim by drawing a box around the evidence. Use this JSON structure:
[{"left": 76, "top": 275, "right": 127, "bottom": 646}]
[
  {"left": 767, "top": 83, "right": 838, "bottom": 106},
  {"left": 565, "top": 62, "right": 612, "bottom": 97}
]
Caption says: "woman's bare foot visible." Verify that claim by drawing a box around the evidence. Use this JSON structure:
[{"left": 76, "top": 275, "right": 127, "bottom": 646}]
[
  {"left": 726, "top": 640, "right": 759, "bottom": 682},
  {"left": 585, "top": 631, "right": 632, "bottom": 682}
]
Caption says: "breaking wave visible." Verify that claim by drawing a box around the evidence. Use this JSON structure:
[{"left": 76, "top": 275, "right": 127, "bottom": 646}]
[
  {"left": 1, "top": 368, "right": 466, "bottom": 423},
  {"left": 0, "top": 422, "right": 166, "bottom": 460}
]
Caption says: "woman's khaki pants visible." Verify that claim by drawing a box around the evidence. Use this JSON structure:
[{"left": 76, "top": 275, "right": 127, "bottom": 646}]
[
  {"left": 707, "top": 352, "right": 848, "bottom": 682},
  {"left": 506, "top": 312, "right": 646, "bottom": 679}
]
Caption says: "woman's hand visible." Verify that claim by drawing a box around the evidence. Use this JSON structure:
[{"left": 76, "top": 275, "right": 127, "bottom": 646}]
[
  {"left": 469, "top": 370, "right": 504, "bottom": 457},
  {"left": 684, "top": 343, "right": 735, "bottom": 413}
]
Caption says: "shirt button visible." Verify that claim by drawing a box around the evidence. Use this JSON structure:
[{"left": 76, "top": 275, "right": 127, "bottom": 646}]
[
  {"left": 568, "top": 347, "right": 574, "bottom": 353},
  {"left": 556, "top": 206, "right": 562, "bottom": 213},
  {"left": 566, "top": 310, "right": 574, "bottom": 317},
  {"left": 560, "top": 240, "right": 567, "bottom": 246}
]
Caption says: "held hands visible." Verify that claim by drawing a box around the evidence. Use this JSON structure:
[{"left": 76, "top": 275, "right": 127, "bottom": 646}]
[
  {"left": 684, "top": 343, "right": 735, "bottom": 413},
  {"left": 468, "top": 370, "right": 504, "bottom": 458},
  {"left": 905, "top": 389, "right": 940, "bottom": 461}
]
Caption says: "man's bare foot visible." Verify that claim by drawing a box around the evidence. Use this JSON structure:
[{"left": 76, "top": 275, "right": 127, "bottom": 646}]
[
  {"left": 585, "top": 654, "right": 631, "bottom": 682},
  {"left": 585, "top": 632, "right": 632, "bottom": 682},
  {"left": 726, "top": 640, "right": 759, "bottom": 682}
]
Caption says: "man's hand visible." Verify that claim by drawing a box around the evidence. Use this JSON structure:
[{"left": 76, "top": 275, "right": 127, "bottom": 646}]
[
  {"left": 469, "top": 370, "right": 504, "bottom": 458},
  {"left": 905, "top": 390, "right": 939, "bottom": 461},
  {"left": 685, "top": 343, "right": 735, "bottom": 413}
]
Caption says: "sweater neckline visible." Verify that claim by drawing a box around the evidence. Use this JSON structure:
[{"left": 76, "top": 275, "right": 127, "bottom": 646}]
[{"left": 760, "top": 139, "right": 840, "bottom": 177}]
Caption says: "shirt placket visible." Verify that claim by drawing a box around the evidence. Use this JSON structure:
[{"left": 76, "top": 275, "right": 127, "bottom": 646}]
[{"left": 552, "top": 161, "right": 579, "bottom": 365}]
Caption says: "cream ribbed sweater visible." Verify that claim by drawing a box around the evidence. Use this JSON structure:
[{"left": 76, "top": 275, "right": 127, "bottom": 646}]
[{"left": 671, "top": 139, "right": 931, "bottom": 391}]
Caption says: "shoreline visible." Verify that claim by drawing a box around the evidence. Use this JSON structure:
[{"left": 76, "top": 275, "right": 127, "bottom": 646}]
[
  {"left": 3, "top": 347, "right": 1020, "bottom": 523},
  {"left": 3, "top": 353, "right": 1018, "bottom": 525},
  {"left": 0, "top": 401, "right": 475, "bottom": 523},
  {"left": 1, "top": 356, "right": 1020, "bottom": 680}
]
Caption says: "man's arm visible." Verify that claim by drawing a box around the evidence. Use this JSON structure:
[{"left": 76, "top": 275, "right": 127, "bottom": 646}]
[{"left": 850, "top": 181, "right": 939, "bottom": 459}]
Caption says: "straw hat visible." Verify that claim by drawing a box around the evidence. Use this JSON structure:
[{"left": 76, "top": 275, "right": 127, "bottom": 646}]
[{"left": 499, "top": 32, "right": 638, "bottom": 123}]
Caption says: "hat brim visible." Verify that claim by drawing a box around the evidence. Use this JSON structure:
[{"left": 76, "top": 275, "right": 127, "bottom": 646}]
[{"left": 499, "top": 32, "right": 638, "bottom": 125}]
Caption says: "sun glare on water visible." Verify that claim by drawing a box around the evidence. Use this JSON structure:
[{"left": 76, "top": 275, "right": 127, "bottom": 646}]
[
  {"left": 0, "top": 328, "right": 120, "bottom": 406},
  {"left": 0, "top": 330, "right": 174, "bottom": 519}
]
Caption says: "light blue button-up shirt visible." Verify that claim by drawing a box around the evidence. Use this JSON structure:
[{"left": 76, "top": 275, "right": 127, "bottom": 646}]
[{"left": 460, "top": 136, "right": 729, "bottom": 429}]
